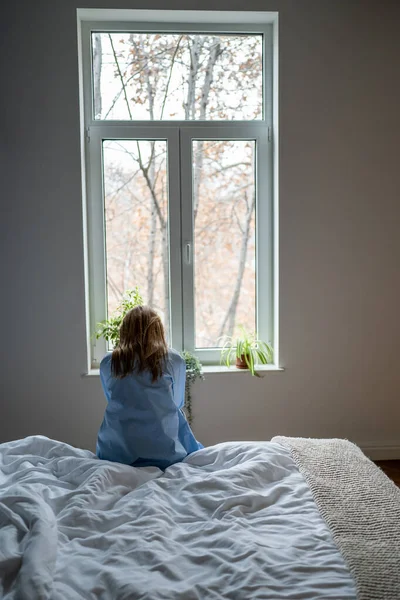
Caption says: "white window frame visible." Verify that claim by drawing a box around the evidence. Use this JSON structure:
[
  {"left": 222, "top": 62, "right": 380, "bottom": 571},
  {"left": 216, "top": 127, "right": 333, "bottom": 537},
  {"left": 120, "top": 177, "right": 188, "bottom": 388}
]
[{"left": 78, "top": 11, "right": 278, "bottom": 370}]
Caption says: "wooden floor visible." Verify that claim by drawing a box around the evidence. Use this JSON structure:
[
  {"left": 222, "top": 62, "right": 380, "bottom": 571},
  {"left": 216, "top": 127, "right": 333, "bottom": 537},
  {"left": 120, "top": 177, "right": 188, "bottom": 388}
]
[{"left": 375, "top": 461, "right": 400, "bottom": 487}]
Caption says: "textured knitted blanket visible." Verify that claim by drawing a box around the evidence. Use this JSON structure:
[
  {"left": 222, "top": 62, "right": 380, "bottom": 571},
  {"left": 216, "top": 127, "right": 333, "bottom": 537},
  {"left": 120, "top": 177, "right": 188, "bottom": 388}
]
[{"left": 272, "top": 436, "right": 400, "bottom": 600}]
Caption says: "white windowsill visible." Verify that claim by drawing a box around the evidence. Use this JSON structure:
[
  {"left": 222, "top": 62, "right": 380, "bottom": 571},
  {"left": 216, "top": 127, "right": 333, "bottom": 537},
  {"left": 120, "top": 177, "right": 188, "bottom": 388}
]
[
  {"left": 83, "top": 364, "right": 283, "bottom": 377},
  {"left": 202, "top": 364, "right": 284, "bottom": 374}
]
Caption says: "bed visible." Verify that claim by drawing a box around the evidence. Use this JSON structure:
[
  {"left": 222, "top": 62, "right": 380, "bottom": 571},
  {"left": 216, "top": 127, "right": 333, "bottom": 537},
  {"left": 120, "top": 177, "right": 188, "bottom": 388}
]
[{"left": 0, "top": 435, "right": 399, "bottom": 599}]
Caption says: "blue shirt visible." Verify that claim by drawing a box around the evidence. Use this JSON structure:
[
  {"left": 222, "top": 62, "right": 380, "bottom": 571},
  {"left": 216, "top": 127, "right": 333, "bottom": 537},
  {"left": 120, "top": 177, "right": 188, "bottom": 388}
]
[{"left": 96, "top": 349, "right": 203, "bottom": 469}]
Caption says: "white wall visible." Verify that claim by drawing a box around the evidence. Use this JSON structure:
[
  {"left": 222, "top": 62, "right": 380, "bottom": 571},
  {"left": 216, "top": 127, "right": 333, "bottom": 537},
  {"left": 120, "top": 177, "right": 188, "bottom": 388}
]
[{"left": 1, "top": 0, "right": 400, "bottom": 458}]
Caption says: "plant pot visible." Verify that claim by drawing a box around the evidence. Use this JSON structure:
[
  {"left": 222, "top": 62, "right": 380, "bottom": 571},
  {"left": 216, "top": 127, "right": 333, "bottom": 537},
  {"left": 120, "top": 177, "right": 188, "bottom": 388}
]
[{"left": 236, "top": 355, "right": 249, "bottom": 369}]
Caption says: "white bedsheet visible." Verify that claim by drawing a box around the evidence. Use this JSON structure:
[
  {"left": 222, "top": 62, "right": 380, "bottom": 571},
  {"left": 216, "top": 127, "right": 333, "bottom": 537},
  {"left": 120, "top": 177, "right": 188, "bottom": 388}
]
[{"left": 0, "top": 436, "right": 356, "bottom": 599}]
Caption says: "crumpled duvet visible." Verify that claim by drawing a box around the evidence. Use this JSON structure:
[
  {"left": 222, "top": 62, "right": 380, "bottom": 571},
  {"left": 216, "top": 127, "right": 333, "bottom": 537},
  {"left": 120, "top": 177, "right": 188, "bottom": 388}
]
[{"left": 0, "top": 436, "right": 355, "bottom": 599}]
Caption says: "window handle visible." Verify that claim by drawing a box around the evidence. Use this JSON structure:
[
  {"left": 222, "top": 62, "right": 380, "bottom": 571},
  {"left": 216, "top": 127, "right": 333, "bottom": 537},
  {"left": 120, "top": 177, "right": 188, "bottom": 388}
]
[{"left": 185, "top": 242, "right": 191, "bottom": 265}]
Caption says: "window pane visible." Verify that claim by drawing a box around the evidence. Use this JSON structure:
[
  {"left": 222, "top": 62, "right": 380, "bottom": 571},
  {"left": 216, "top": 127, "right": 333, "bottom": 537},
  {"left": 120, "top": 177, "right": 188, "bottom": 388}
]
[
  {"left": 102, "top": 140, "right": 170, "bottom": 338},
  {"left": 92, "top": 33, "right": 262, "bottom": 121},
  {"left": 193, "top": 140, "right": 256, "bottom": 348}
]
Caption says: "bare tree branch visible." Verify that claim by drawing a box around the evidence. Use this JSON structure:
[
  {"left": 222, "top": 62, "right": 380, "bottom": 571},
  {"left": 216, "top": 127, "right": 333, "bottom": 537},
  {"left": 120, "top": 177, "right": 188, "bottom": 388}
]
[
  {"left": 130, "top": 35, "right": 157, "bottom": 306},
  {"left": 107, "top": 273, "right": 123, "bottom": 304},
  {"left": 108, "top": 34, "right": 133, "bottom": 120},
  {"left": 193, "top": 38, "right": 224, "bottom": 220},
  {"left": 110, "top": 139, "right": 166, "bottom": 230},
  {"left": 212, "top": 161, "right": 252, "bottom": 175},
  {"left": 217, "top": 191, "right": 255, "bottom": 340},
  {"left": 104, "top": 49, "right": 172, "bottom": 119},
  {"left": 232, "top": 206, "right": 244, "bottom": 235},
  {"left": 159, "top": 35, "right": 183, "bottom": 120},
  {"left": 127, "top": 35, "right": 172, "bottom": 333},
  {"left": 184, "top": 37, "right": 204, "bottom": 120},
  {"left": 135, "top": 146, "right": 166, "bottom": 229}
]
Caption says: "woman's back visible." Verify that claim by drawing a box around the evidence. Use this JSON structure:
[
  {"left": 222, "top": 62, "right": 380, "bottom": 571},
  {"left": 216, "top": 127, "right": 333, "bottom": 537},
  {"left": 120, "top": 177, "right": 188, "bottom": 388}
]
[{"left": 97, "top": 347, "right": 202, "bottom": 469}]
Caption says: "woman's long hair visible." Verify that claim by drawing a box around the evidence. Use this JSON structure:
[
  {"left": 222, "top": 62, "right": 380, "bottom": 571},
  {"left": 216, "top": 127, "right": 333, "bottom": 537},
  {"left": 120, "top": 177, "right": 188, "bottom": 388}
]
[{"left": 111, "top": 306, "right": 168, "bottom": 381}]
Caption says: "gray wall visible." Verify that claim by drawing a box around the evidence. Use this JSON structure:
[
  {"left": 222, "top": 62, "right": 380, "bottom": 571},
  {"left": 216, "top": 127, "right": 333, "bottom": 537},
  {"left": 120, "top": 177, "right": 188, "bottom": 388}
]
[{"left": 1, "top": 0, "right": 400, "bottom": 456}]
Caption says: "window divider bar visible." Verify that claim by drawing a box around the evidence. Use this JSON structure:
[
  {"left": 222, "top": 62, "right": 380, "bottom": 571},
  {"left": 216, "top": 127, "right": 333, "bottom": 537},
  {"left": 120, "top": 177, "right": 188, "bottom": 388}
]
[
  {"left": 168, "top": 129, "right": 184, "bottom": 352},
  {"left": 180, "top": 128, "right": 196, "bottom": 352},
  {"left": 87, "top": 120, "right": 268, "bottom": 130}
]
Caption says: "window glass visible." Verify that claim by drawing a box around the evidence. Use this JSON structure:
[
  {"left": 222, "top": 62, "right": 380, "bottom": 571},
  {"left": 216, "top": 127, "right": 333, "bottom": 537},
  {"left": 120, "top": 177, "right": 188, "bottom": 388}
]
[
  {"left": 102, "top": 139, "right": 170, "bottom": 337},
  {"left": 92, "top": 33, "right": 263, "bottom": 121},
  {"left": 193, "top": 140, "right": 256, "bottom": 348}
]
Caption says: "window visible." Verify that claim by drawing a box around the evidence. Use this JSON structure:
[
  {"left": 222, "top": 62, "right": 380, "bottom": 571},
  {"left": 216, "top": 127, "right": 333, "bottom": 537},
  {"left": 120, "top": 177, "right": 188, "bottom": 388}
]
[{"left": 80, "top": 15, "right": 275, "bottom": 367}]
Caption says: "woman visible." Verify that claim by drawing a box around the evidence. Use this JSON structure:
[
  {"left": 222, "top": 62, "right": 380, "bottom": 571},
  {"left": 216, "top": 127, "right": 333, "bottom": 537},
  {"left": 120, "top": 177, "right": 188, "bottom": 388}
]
[{"left": 96, "top": 305, "right": 203, "bottom": 469}]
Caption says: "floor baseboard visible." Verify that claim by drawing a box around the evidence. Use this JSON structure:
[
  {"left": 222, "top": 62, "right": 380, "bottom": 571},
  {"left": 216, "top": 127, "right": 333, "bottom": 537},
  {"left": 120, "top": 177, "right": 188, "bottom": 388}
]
[{"left": 360, "top": 443, "right": 400, "bottom": 461}]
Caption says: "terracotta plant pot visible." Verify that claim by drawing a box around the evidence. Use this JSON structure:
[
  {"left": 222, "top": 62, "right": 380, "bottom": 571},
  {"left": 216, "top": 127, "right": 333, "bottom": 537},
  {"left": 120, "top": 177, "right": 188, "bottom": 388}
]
[{"left": 236, "top": 355, "right": 249, "bottom": 369}]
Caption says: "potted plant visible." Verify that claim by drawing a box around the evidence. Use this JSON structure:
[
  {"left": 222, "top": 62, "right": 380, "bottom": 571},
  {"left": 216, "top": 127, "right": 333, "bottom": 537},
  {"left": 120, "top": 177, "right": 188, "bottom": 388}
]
[
  {"left": 220, "top": 327, "right": 273, "bottom": 377},
  {"left": 94, "top": 288, "right": 204, "bottom": 423},
  {"left": 95, "top": 287, "right": 144, "bottom": 346},
  {"left": 181, "top": 351, "right": 204, "bottom": 425}
]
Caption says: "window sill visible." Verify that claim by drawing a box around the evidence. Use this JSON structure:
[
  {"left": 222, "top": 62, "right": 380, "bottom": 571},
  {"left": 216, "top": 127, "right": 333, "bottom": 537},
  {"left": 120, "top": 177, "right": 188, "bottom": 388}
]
[
  {"left": 84, "top": 369, "right": 101, "bottom": 377},
  {"left": 202, "top": 364, "right": 283, "bottom": 374},
  {"left": 83, "top": 364, "right": 283, "bottom": 377}
]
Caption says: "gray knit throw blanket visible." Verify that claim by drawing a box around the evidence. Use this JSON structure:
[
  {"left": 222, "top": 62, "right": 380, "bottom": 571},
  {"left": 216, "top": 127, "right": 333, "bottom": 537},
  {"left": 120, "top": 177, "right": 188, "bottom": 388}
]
[{"left": 272, "top": 437, "right": 400, "bottom": 600}]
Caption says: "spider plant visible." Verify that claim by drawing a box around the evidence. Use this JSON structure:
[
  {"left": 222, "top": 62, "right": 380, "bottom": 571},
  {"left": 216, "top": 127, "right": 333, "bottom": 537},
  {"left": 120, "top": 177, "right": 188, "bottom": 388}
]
[{"left": 220, "top": 327, "right": 273, "bottom": 377}]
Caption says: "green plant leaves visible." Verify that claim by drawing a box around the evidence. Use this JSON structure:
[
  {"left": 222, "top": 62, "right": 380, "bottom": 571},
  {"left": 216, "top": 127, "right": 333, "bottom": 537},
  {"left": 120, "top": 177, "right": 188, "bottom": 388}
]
[
  {"left": 219, "top": 327, "right": 273, "bottom": 376},
  {"left": 181, "top": 350, "right": 204, "bottom": 425},
  {"left": 94, "top": 286, "right": 144, "bottom": 346}
]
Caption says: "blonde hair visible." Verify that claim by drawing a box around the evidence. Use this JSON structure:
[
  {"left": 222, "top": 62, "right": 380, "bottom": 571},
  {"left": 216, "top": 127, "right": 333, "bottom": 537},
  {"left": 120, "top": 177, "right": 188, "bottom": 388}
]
[{"left": 111, "top": 306, "right": 167, "bottom": 381}]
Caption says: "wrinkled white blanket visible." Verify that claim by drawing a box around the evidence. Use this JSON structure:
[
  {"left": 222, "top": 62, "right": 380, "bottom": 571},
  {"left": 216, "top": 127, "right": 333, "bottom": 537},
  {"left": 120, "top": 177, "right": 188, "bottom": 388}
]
[
  {"left": 0, "top": 436, "right": 355, "bottom": 599},
  {"left": 273, "top": 436, "right": 400, "bottom": 600}
]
